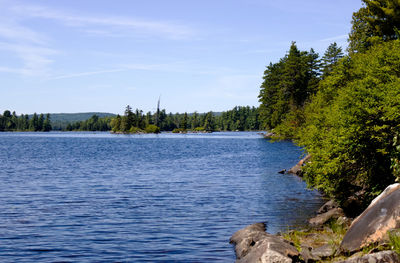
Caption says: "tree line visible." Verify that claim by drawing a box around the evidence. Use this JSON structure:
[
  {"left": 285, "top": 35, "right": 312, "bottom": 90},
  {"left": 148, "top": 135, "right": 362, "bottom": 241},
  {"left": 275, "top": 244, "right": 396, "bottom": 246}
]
[
  {"left": 0, "top": 110, "right": 51, "bottom": 132},
  {"left": 258, "top": 0, "right": 400, "bottom": 212},
  {"left": 109, "top": 105, "right": 261, "bottom": 133},
  {"left": 0, "top": 106, "right": 261, "bottom": 133}
]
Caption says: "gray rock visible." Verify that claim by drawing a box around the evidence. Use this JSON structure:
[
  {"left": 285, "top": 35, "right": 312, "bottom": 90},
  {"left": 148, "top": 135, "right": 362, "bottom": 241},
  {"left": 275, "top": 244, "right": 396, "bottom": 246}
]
[
  {"left": 340, "top": 183, "right": 400, "bottom": 252},
  {"left": 300, "top": 246, "right": 316, "bottom": 262},
  {"left": 318, "top": 200, "right": 339, "bottom": 214},
  {"left": 236, "top": 236, "right": 299, "bottom": 263},
  {"left": 311, "top": 244, "right": 336, "bottom": 259},
  {"left": 230, "top": 223, "right": 299, "bottom": 263},
  {"left": 230, "top": 223, "right": 269, "bottom": 259},
  {"left": 334, "top": 250, "right": 400, "bottom": 263},
  {"left": 309, "top": 207, "right": 344, "bottom": 226}
]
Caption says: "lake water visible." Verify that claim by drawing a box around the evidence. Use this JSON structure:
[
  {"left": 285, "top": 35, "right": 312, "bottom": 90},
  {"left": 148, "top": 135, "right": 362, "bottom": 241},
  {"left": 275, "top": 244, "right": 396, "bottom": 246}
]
[{"left": 0, "top": 132, "right": 323, "bottom": 262}]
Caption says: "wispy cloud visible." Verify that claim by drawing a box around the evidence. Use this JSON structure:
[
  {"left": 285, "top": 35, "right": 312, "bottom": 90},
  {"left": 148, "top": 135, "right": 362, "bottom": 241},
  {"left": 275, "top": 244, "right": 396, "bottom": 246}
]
[
  {"left": 0, "top": 41, "right": 57, "bottom": 77},
  {"left": 319, "top": 34, "right": 348, "bottom": 42},
  {"left": 11, "top": 4, "right": 194, "bottom": 39},
  {"left": 0, "top": 1, "right": 57, "bottom": 77},
  {"left": 49, "top": 69, "right": 125, "bottom": 80}
]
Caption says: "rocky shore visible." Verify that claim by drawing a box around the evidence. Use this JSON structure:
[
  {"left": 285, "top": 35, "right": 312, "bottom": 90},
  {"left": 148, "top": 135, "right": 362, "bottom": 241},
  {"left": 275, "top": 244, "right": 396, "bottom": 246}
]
[{"left": 230, "top": 157, "right": 400, "bottom": 262}]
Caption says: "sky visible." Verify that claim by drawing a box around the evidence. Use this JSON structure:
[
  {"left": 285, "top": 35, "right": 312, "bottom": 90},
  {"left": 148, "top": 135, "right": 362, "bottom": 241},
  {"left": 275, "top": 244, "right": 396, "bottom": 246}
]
[{"left": 0, "top": 0, "right": 363, "bottom": 115}]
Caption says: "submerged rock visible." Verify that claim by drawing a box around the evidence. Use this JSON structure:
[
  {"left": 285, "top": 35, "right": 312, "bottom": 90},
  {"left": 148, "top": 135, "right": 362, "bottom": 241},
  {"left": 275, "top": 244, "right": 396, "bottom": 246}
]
[
  {"left": 230, "top": 223, "right": 299, "bottom": 263},
  {"left": 335, "top": 250, "right": 400, "bottom": 263},
  {"left": 340, "top": 183, "right": 400, "bottom": 252}
]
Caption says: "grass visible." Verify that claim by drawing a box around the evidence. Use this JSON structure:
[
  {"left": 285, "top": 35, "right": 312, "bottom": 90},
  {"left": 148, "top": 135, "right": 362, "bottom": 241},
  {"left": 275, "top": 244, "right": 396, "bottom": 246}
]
[{"left": 389, "top": 229, "right": 400, "bottom": 255}]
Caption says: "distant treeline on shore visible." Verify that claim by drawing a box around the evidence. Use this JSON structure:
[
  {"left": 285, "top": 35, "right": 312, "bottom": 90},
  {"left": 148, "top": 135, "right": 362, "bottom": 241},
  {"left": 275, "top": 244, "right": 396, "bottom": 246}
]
[
  {"left": 0, "top": 110, "right": 51, "bottom": 132},
  {"left": 0, "top": 105, "right": 261, "bottom": 133}
]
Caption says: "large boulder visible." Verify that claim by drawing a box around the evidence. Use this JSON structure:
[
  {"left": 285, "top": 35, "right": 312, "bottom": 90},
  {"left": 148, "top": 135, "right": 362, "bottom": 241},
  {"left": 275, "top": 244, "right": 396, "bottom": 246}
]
[
  {"left": 335, "top": 250, "right": 400, "bottom": 263},
  {"left": 340, "top": 183, "right": 400, "bottom": 252},
  {"left": 230, "top": 223, "right": 299, "bottom": 263},
  {"left": 230, "top": 223, "right": 270, "bottom": 259}
]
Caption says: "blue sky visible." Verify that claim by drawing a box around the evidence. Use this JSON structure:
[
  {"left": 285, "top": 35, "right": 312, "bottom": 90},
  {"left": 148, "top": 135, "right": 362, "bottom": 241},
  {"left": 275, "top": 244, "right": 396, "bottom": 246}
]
[{"left": 0, "top": 0, "right": 363, "bottom": 115}]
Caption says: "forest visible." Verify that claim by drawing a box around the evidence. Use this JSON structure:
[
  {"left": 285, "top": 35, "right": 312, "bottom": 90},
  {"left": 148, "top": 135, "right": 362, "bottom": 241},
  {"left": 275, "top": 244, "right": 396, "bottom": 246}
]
[
  {"left": 65, "top": 105, "right": 260, "bottom": 133},
  {"left": 258, "top": 0, "right": 400, "bottom": 210},
  {"left": 0, "top": 110, "right": 51, "bottom": 132},
  {"left": 0, "top": 106, "right": 260, "bottom": 133}
]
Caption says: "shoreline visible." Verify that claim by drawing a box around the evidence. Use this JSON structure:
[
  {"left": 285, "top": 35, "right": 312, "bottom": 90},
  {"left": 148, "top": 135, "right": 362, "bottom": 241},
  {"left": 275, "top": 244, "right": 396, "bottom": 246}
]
[{"left": 230, "top": 156, "right": 400, "bottom": 262}]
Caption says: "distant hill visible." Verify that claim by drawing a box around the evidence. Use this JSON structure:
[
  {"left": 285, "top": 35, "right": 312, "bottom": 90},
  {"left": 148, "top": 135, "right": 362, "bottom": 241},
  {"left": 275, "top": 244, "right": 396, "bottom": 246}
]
[
  {"left": 39, "top": 112, "right": 116, "bottom": 130},
  {"left": 48, "top": 112, "right": 116, "bottom": 122}
]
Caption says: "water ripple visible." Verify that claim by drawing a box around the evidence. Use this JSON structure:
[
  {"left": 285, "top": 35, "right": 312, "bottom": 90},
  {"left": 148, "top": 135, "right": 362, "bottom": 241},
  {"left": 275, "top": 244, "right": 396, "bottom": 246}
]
[{"left": 0, "top": 131, "right": 323, "bottom": 262}]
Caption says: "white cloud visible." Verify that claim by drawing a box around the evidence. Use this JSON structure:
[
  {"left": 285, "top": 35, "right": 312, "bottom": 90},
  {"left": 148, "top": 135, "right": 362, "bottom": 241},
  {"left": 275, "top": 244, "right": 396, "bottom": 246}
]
[
  {"left": 0, "top": 42, "right": 57, "bottom": 76},
  {"left": 11, "top": 4, "right": 194, "bottom": 39},
  {"left": 319, "top": 34, "right": 348, "bottom": 42}
]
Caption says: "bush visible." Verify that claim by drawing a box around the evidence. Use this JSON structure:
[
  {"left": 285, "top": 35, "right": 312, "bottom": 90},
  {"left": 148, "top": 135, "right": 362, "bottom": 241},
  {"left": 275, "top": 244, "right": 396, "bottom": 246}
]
[
  {"left": 129, "top": 126, "right": 143, "bottom": 133},
  {"left": 193, "top": 127, "right": 205, "bottom": 132},
  {"left": 172, "top": 128, "right": 186, "bottom": 133},
  {"left": 297, "top": 40, "right": 400, "bottom": 205},
  {"left": 144, "top": 124, "right": 160, "bottom": 134}
]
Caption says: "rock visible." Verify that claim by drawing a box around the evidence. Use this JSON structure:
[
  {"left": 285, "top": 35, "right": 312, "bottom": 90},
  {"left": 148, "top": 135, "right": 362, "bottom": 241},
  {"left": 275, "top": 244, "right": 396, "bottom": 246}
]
[
  {"left": 300, "top": 244, "right": 337, "bottom": 262},
  {"left": 287, "top": 154, "right": 311, "bottom": 176},
  {"left": 264, "top": 132, "right": 276, "bottom": 139},
  {"left": 311, "top": 244, "right": 336, "bottom": 259},
  {"left": 230, "top": 223, "right": 269, "bottom": 259},
  {"left": 334, "top": 250, "right": 400, "bottom": 263},
  {"left": 318, "top": 200, "right": 339, "bottom": 214},
  {"left": 340, "top": 183, "right": 400, "bottom": 252},
  {"left": 236, "top": 236, "right": 300, "bottom": 263},
  {"left": 278, "top": 169, "right": 287, "bottom": 174},
  {"left": 300, "top": 246, "right": 316, "bottom": 262},
  {"left": 309, "top": 207, "right": 344, "bottom": 226},
  {"left": 230, "top": 223, "right": 300, "bottom": 263}
]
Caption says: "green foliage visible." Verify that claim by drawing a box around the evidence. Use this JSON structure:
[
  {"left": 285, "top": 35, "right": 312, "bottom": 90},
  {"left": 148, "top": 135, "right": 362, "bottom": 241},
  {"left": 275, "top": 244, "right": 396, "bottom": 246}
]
[
  {"left": 129, "top": 126, "right": 143, "bottom": 133},
  {"left": 49, "top": 112, "right": 116, "bottom": 130},
  {"left": 389, "top": 229, "right": 400, "bottom": 255},
  {"left": 297, "top": 40, "right": 400, "bottom": 203},
  {"left": 110, "top": 105, "right": 261, "bottom": 133},
  {"left": 193, "top": 127, "right": 205, "bottom": 132},
  {"left": 348, "top": 0, "right": 400, "bottom": 54},
  {"left": 172, "top": 128, "right": 186, "bottom": 133},
  {"left": 258, "top": 42, "right": 321, "bottom": 131},
  {"left": 66, "top": 114, "right": 112, "bottom": 131},
  {"left": 0, "top": 110, "right": 52, "bottom": 132},
  {"left": 144, "top": 124, "right": 160, "bottom": 134},
  {"left": 321, "top": 42, "right": 344, "bottom": 77}
]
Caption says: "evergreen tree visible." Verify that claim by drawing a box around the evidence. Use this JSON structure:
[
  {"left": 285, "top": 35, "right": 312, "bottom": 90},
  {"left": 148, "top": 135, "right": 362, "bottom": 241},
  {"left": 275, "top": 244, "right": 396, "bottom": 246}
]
[
  {"left": 203, "top": 111, "right": 215, "bottom": 132},
  {"left": 348, "top": 0, "right": 400, "bottom": 54},
  {"left": 29, "top": 113, "right": 38, "bottom": 131},
  {"left": 180, "top": 112, "right": 188, "bottom": 130},
  {"left": 37, "top": 114, "right": 44, "bottom": 131},
  {"left": 43, "top": 114, "right": 52, "bottom": 131},
  {"left": 321, "top": 42, "right": 344, "bottom": 77}
]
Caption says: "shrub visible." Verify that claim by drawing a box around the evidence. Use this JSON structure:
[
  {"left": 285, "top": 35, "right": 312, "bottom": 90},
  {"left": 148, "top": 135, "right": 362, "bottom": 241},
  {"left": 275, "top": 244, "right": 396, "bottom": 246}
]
[
  {"left": 144, "top": 124, "right": 160, "bottom": 134},
  {"left": 297, "top": 40, "right": 400, "bottom": 205}
]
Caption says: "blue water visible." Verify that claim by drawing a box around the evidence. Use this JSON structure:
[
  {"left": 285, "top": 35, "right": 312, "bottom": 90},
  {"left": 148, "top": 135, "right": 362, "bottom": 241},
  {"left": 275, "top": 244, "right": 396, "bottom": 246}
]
[{"left": 0, "top": 132, "right": 323, "bottom": 262}]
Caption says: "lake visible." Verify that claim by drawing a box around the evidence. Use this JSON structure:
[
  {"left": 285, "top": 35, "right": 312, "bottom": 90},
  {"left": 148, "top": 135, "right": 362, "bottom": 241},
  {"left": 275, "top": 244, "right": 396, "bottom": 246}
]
[{"left": 0, "top": 131, "right": 323, "bottom": 262}]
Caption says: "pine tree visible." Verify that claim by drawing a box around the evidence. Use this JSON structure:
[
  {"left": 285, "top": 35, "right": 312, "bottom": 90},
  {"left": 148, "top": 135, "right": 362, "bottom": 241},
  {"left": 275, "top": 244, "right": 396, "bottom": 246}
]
[
  {"left": 321, "top": 42, "right": 344, "bottom": 77},
  {"left": 43, "top": 114, "right": 52, "bottom": 131}
]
